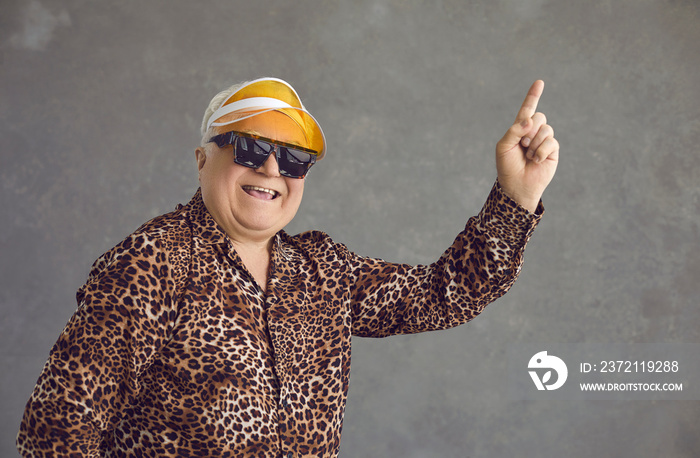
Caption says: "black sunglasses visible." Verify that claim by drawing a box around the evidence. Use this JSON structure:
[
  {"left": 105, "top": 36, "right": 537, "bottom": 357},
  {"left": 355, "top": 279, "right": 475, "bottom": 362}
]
[{"left": 208, "top": 131, "right": 318, "bottom": 179}]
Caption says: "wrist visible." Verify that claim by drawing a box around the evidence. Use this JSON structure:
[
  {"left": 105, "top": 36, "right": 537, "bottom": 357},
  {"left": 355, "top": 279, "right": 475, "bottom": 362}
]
[
  {"left": 515, "top": 197, "right": 540, "bottom": 214},
  {"left": 497, "top": 181, "right": 541, "bottom": 213}
]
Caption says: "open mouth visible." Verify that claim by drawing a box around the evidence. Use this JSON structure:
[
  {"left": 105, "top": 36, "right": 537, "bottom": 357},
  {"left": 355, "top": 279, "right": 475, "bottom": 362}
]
[{"left": 242, "top": 185, "right": 279, "bottom": 201}]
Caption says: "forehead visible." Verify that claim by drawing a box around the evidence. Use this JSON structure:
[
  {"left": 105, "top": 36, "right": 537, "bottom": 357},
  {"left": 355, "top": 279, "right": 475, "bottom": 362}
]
[{"left": 214, "top": 111, "right": 309, "bottom": 147}]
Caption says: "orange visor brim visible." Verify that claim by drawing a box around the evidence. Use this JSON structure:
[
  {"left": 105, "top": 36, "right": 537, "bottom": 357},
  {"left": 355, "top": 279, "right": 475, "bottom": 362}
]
[{"left": 207, "top": 78, "right": 326, "bottom": 160}]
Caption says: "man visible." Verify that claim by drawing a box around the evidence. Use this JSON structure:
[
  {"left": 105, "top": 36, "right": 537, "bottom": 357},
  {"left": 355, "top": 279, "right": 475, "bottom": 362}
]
[{"left": 18, "top": 77, "right": 558, "bottom": 457}]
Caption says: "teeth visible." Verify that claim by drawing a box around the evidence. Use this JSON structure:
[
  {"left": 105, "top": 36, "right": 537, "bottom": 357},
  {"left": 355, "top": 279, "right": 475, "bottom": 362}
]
[{"left": 244, "top": 185, "right": 278, "bottom": 197}]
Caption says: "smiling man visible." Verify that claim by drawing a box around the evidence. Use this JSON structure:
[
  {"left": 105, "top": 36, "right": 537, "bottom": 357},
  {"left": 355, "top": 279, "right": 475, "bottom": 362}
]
[
  {"left": 18, "top": 77, "right": 558, "bottom": 457},
  {"left": 196, "top": 109, "right": 313, "bottom": 291}
]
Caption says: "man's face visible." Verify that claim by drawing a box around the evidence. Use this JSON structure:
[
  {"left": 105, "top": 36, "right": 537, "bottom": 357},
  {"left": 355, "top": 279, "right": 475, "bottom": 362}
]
[{"left": 196, "top": 111, "right": 308, "bottom": 244}]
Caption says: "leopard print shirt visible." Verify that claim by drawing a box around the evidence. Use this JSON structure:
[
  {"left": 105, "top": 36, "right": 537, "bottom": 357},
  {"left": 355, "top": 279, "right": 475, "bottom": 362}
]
[{"left": 18, "top": 182, "right": 542, "bottom": 457}]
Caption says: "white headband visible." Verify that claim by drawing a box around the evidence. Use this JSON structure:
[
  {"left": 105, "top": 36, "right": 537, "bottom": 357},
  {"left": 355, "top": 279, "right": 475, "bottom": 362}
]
[{"left": 206, "top": 97, "right": 298, "bottom": 131}]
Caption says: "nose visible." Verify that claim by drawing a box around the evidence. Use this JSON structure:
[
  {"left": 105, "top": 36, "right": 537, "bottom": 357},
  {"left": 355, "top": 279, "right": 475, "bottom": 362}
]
[{"left": 257, "top": 150, "right": 281, "bottom": 177}]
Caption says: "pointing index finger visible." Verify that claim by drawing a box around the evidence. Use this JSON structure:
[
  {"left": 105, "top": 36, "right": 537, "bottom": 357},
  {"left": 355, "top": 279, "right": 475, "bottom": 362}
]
[{"left": 516, "top": 80, "right": 545, "bottom": 123}]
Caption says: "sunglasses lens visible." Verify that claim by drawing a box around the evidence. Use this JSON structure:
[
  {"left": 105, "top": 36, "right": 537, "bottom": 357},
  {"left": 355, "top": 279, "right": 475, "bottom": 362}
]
[
  {"left": 234, "top": 137, "right": 272, "bottom": 168},
  {"left": 279, "top": 148, "right": 315, "bottom": 178}
]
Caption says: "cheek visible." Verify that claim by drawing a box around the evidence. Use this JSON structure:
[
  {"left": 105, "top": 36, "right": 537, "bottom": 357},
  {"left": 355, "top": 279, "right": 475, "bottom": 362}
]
[
  {"left": 204, "top": 157, "right": 245, "bottom": 187},
  {"left": 200, "top": 163, "right": 242, "bottom": 209},
  {"left": 287, "top": 179, "right": 305, "bottom": 203},
  {"left": 200, "top": 166, "right": 224, "bottom": 194}
]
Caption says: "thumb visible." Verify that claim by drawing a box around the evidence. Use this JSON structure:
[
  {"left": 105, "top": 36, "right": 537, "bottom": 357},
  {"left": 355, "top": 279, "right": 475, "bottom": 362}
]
[{"left": 498, "top": 117, "right": 532, "bottom": 152}]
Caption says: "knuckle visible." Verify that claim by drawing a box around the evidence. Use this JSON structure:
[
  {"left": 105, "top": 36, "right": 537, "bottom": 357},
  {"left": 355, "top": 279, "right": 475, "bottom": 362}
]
[{"left": 536, "top": 124, "right": 553, "bottom": 142}]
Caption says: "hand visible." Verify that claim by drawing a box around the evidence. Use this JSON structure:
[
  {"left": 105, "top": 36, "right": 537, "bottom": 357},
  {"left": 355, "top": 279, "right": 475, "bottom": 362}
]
[{"left": 495, "top": 80, "right": 559, "bottom": 212}]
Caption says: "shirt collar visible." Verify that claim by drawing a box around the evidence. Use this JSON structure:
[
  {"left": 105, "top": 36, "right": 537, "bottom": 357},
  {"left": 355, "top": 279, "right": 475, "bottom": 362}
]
[{"left": 184, "top": 188, "right": 229, "bottom": 247}]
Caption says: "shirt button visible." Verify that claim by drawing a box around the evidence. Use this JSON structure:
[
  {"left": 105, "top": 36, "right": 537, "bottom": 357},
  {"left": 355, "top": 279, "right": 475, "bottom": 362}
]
[
  {"left": 286, "top": 453, "right": 293, "bottom": 458},
  {"left": 281, "top": 398, "right": 289, "bottom": 408}
]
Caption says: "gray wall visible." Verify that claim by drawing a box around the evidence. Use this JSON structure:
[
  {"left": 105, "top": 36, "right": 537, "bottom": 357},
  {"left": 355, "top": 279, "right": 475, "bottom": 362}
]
[{"left": 2, "top": 0, "right": 699, "bottom": 456}]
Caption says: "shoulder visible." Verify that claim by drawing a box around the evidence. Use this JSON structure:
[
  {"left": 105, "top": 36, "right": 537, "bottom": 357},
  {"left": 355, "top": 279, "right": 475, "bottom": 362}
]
[
  {"left": 133, "top": 204, "right": 192, "bottom": 244},
  {"left": 87, "top": 204, "right": 192, "bottom": 284}
]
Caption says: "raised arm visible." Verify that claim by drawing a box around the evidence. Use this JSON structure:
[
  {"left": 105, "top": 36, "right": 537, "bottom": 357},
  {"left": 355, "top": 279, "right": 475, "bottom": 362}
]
[{"left": 349, "top": 80, "right": 559, "bottom": 336}]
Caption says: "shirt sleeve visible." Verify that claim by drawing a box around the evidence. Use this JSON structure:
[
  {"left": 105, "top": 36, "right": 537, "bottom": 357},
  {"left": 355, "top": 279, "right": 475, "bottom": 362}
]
[
  {"left": 16, "top": 231, "right": 180, "bottom": 457},
  {"left": 349, "top": 180, "right": 543, "bottom": 338}
]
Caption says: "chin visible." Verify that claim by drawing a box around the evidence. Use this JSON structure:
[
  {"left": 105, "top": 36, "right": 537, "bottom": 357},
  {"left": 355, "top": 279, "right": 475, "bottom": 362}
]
[{"left": 242, "top": 214, "right": 293, "bottom": 236}]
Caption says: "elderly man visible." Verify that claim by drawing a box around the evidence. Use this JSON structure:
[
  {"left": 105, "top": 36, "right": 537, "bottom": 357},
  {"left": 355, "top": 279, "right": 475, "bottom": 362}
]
[{"left": 17, "top": 77, "right": 558, "bottom": 457}]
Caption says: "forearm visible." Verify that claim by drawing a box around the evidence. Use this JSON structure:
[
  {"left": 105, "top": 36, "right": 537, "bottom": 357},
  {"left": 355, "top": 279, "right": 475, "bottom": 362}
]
[{"left": 350, "top": 181, "right": 542, "bottom": 337}]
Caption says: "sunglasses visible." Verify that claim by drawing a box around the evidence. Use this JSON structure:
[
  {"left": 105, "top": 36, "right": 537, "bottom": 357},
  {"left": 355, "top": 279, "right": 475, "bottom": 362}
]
[{"left": 208, "top": 131, "right": 318, "bottom": 179}]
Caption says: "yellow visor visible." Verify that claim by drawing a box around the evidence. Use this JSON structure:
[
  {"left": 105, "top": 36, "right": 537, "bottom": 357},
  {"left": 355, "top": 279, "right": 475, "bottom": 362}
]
[{"left": 207, "top": 77, "right": 327, "bottom": 160}]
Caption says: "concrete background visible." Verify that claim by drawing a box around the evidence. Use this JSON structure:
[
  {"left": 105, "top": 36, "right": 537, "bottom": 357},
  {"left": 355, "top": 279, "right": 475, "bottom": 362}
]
[{"left": 2, "top": 0, "right": 699, "bottom": 456}]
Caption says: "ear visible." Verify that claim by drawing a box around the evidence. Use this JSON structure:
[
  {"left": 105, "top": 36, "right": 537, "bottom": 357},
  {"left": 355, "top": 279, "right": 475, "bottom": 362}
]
[{"left": 195, "top": 147, "right": 207, "bottom": 173}]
